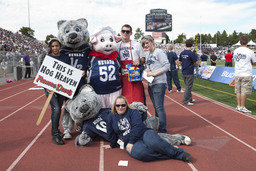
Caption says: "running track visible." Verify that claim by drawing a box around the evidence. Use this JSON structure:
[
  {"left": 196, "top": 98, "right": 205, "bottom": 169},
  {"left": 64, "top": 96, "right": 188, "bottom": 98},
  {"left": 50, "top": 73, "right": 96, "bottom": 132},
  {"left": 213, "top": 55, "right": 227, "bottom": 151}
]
[{"left": 0, "top": 79, "right": 256, "bottom": 171}]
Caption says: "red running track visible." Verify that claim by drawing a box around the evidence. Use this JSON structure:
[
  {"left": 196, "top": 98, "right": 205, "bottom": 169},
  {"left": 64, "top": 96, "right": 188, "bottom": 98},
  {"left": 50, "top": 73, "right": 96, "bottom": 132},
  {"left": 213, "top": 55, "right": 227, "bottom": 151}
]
[{"left": 0, "top": 79, "right": 256, "bottom": 171}]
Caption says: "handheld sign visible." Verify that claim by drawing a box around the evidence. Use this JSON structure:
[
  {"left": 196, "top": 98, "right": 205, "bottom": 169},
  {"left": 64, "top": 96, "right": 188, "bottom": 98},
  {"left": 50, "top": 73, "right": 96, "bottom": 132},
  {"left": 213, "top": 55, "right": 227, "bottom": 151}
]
[{"left": 34, "top": 55, "right": 82, "bottom": 125}]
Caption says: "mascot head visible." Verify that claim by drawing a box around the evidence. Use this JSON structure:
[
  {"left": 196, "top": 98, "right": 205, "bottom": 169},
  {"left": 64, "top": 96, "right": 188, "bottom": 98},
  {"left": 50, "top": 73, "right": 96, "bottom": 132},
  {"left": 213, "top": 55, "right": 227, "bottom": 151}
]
[
  {"left": 57, "top": 18, "right": 89, "bottom": 49},
  {"left": 89, "top": 26, "right": 121, "bottom": 55},
  {"left": 65, "top": 84, "right": 102, "bottom": 123}
]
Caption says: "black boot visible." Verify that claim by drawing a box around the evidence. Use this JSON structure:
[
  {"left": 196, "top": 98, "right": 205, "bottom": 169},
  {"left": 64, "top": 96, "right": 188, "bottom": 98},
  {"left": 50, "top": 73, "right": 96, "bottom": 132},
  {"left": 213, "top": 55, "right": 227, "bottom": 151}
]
[
  {"left": 181, "top": 152, "right": 191, "bottom": 162},
  {"left": 52, "top": 134, "right": 65, "bottom": 145}
]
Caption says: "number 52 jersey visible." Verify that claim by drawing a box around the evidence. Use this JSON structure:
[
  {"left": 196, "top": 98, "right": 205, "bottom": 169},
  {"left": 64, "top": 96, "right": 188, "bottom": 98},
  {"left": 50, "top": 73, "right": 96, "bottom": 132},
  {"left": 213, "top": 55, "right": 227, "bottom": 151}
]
[{"left": 87, "top": 55, "right": 122, "bottom": 94}]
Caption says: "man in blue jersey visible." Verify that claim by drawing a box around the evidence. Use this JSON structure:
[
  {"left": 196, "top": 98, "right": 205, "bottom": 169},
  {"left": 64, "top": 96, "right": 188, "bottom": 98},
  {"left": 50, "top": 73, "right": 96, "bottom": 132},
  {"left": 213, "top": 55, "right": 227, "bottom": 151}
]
[{"left": 178, "top": 39, "right": 199, "bottom": 106}]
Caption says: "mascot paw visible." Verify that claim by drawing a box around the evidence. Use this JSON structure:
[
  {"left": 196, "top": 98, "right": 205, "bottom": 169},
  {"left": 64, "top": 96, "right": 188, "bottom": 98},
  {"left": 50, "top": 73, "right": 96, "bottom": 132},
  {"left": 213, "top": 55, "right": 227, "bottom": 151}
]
[
  {"left": 131, "top": 102, "right": 148, "bottom": 113},
  {"left": 75, "top": 131, "right": 93, "bottom": 147}
]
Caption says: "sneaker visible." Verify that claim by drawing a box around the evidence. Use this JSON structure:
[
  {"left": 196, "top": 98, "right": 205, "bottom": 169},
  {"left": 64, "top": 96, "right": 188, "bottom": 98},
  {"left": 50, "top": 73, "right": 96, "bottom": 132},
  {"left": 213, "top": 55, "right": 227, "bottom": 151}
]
[
  {"left": 191, "top": 99, "right": 195, "bottom": 102},
  {"left": 240, "top": 107, "right": 251, "bottom": 113},
  {"left": 177, "top": 89, "right": 184, "bottom": 93},
  {"left": 185, "top": 102, "right": 194, "bottom": 106},
  {"left": 52, "top": 134, "right": 65, "bottom": 145},
  {"left": 168, "top": 90, "right": 172, "bottom": 93},
  {"left": 181, "top": 152, "right": 191, "bottom": 163},
  {"left": 63, "top": 130, "right": 72, "bottom": 140},
  {"left": 181, "top": 135, "right": 192, "bottom": 146},
  {"left": 235, "top": 106, "right": 241, "bottom": 111}
]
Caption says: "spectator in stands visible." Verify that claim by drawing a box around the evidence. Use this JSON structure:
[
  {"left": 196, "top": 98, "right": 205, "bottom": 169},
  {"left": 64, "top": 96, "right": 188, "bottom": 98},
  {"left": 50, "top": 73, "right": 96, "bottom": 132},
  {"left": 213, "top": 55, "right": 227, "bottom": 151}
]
[
  {"left": 22, "top": 52, "right": 31, "bottom": 78},
  {"left": 233, "top": 35, "right": 256, "bottom": 113},
  {"left": 210, "top": 52, "right": 218, "bottom": 66},
  {"left": 200, "top": 52, "right": 208, "bottom": 66},
  {"left": 225, "top": 50, "right": 233, "bottom": 67},
  {"left": 165, "top": 44, "right": 184, "bottom": 93},
  {"left": 178, "top": 39, "right": 199, "bottom": 106}
]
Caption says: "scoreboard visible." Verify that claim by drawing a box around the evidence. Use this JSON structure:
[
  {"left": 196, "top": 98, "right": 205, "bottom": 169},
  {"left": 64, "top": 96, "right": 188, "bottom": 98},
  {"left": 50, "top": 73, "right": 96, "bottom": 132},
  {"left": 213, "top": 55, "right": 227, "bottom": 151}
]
[{"left": 145, "top": 9, "right": 172, "bottom": 32}]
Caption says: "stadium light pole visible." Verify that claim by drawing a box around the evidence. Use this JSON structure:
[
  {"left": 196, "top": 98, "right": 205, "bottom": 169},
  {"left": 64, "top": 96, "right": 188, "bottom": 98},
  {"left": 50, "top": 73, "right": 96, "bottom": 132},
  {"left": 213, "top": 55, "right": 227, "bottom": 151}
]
[
  {"left": 200, "top": 16, "right": 202, "bottom": 52},
  {"left": 28, "top": 0, "right": 30, "bottom": 28}
]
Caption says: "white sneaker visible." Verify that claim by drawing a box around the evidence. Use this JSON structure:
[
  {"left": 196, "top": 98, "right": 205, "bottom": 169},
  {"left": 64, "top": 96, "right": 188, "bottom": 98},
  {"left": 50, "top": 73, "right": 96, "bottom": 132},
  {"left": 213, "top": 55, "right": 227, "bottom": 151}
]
[
  {"left": 168, "top": 90, "right": 172, "bottom": 93},
  {"left": 235, "top": 106, "right": 241, "bottom": 111},
  {"left": 191, "top": 99, "right": 195, "bottom": 102},
  {"left": 185, "top": 102, "right": 194, "bottom": 106},
  {"left": 182, "top": 135, "right": 192, "bottom": 146},
  {"left": 240, "top": 107, "right": 251, "bottom": 113},
  {"left": 63, "top": 130, "right": 72, "bottom": 139},
  {"left": 177, "top": 89, "right": 184, "bottom": 93}
]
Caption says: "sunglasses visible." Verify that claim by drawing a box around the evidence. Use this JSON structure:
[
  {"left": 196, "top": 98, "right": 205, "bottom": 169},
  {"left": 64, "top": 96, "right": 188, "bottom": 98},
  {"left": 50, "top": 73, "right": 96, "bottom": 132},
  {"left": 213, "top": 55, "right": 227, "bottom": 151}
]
[
  {"left": 121, "top": 30, "right": 131, "bottom": 34},
  {"left": 115, "top": 104, "right": 126, "bottom": 107}
]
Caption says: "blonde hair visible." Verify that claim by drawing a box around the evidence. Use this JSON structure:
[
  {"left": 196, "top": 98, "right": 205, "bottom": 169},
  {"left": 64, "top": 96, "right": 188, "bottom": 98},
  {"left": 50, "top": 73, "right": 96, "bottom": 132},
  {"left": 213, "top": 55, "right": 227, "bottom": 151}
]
[
  {"left": 111, "top": 96, "right": 135, "bottom": 114},
  {"left": 168, "top": 45, "right": 173, "bottom": 51}
]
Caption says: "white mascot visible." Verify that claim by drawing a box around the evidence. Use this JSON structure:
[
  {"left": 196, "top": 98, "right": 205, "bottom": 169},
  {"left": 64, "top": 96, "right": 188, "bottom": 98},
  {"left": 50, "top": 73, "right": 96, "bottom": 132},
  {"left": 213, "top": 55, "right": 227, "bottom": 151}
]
[
  {"left": 57, "top": 18, "right": 91, "bottom": 139},
  {"left": 87, "top": 26, "right": 122, "bottom": 108}
]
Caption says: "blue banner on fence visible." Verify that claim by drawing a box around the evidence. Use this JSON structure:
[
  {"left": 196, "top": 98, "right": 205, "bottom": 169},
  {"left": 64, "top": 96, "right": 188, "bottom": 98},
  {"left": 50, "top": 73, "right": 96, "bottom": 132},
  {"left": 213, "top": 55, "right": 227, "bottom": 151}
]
[{"left": 199, "top": 65, "right": 256, "bottom": 89}]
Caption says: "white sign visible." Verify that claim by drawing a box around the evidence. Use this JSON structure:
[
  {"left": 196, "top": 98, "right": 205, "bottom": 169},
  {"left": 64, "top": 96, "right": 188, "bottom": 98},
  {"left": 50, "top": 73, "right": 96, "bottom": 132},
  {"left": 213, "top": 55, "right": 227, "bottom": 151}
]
[{"left": 33, "top": 55, "right": 82, "bottom": 99}]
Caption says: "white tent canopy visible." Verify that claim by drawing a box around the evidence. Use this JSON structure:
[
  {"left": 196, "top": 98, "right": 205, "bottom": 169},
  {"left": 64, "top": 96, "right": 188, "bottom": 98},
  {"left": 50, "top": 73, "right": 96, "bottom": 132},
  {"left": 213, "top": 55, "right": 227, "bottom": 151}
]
[{"left": 232, "top": 40, "right": 256, "bottom": 47}]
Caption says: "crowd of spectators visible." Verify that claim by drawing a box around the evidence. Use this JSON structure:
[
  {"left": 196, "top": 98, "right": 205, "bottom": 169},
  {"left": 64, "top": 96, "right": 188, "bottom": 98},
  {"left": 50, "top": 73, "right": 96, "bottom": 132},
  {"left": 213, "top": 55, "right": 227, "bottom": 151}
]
[{"left": 0, "top": 27, "right": 47, "bottom": 59}]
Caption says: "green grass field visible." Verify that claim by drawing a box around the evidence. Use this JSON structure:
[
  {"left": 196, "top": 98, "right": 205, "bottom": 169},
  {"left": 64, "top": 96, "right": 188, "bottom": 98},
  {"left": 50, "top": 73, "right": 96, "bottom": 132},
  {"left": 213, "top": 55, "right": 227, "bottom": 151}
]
[{"left": 177, "top": 60, "right": 256, "bottom": 115}]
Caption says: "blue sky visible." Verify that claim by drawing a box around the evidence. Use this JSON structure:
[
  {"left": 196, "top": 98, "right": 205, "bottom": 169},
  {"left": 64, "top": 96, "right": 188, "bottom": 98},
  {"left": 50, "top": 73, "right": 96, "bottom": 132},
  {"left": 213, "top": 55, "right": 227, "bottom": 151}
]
[{"left": 0, "top": 0, "right": 255, "bottom": 41}]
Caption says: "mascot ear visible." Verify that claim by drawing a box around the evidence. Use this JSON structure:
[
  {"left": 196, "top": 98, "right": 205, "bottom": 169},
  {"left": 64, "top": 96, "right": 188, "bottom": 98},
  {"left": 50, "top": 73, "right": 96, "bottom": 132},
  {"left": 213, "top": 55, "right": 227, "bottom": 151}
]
[
  {"left": 77, "top": 18, "right": 88, "bottom": 28},
  {"left": 114, "top": 36, "right": 122, "bottom": 43},
  {"left": 57, "top": 20, "right": 66, "bottom": 30}
]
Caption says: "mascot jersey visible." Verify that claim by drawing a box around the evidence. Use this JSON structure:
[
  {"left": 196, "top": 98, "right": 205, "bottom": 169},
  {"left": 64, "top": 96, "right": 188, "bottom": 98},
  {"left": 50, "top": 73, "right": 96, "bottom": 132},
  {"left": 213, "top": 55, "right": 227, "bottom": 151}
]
[
  {"left": 87, "top": 51, "right": 122, "bottom": 94},
  {"left": 82, "top": 108, "right": 147, "bottom": 142},
  {"left": 61, "top": 44, "right": 90, "bottom": 94},
  {"left": 118, "top": 40, "right": 145, "bottom": 104}
]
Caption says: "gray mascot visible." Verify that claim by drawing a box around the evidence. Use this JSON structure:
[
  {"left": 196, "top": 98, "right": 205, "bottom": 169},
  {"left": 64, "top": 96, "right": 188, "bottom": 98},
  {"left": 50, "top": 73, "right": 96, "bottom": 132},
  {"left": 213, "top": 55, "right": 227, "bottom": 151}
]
[
  {"left": 65, "top": 85, "right": 192, "bottom": 147},
  {"left": 57, "top": 18, "right": 91, "bottom": 139}
]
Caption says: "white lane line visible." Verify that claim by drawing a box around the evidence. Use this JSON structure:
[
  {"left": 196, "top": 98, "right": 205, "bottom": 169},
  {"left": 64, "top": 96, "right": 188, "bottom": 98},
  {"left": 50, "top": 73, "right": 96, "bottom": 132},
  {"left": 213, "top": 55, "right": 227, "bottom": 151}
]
[
  {"left": 0, "top": 94, "right": 45, "bottom": 122},
  {"left": 193, "top": 92, "right": 256, "bottom": 120},
  {"left": 7, "top": 120, "right": 51, "bottom": 171},
  {"left": 99, "top": 140, "right": 104, "bottom": 171},
  {"left": 188, "top": 162, "right": 198, "bottom": 171},
  {"left": 165, "top": 95, "right": 256, "bottom": 152},
  {"left": 0, "top": 81, "right": 32, "bottom": 92},
  {"left": 0, "top": 89, "right": 30, "bottom": 102}
]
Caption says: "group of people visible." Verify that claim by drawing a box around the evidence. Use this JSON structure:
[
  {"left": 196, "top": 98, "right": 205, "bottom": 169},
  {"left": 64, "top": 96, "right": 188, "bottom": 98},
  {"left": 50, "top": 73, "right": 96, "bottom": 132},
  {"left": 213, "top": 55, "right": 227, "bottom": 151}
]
[{"left": 44, "top": 24, "right": 192, "bottom": 163}]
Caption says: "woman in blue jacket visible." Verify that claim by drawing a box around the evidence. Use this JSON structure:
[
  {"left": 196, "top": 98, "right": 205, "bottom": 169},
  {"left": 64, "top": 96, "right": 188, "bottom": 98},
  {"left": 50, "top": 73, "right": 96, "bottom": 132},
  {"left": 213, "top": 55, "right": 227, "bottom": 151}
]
[{"left": 107, "top": 96, "right": 191, "bottom": 162}]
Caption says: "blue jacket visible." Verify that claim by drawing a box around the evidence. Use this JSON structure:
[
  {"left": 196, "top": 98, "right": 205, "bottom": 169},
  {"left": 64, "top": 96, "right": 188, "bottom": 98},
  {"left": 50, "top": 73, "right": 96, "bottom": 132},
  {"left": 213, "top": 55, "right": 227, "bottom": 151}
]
[{"left": 107, "top": 109, "right": 148, "bottom": 148}]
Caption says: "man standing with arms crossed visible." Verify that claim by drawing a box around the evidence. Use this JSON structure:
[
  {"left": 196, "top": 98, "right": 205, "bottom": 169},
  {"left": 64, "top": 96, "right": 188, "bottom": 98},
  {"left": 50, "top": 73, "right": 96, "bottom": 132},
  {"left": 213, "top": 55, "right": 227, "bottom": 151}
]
[
  {"left": 234, "top": 35, "right": 256, "bottom": 113},
  {"left": 118, "top": 24, "right": 146, "bottom": 104}
]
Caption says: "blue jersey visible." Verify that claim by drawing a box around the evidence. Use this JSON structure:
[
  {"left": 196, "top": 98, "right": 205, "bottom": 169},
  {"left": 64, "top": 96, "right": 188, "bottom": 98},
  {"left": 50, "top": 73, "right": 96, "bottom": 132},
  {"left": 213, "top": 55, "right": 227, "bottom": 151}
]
[
  {"left": 166, "top": 51, "right": 178, "bottom": 70},
  {"left": 61, "top": 44, "right": 91, "bottom": 94},
  {"left": 179, "top": 50, "right": 198, "bottom": 75},
  {"left": 82, "top": 108, "right": 111, "bottom": 141},
  {"left": 87, "top": 56, "right": 122, "bottom": 94}
]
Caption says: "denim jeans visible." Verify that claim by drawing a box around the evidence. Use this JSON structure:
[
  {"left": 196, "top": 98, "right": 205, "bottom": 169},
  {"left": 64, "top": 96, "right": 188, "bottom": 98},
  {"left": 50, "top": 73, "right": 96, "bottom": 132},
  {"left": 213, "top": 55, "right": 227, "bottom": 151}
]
[
  {"left": 126, "top": 129, "right": 185, "bottom": 162},
  {"left": 182, "top": 74, "right": 194, "bottom": 104},
  {"left": 45, "top": 90, "right": 65, "bottom": 136},
  {"left": 166, "top": 69, "right": 181, "bottom": 91},
  {"left": 148, "top": 83, "right": 167, "bottom": 133}
]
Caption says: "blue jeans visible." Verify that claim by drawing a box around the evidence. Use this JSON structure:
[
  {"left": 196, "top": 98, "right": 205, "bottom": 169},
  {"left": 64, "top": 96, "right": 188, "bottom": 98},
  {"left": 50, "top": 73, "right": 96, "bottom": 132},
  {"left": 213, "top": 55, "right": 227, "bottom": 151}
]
[
  {"left": 126, "top": 129, "right": 185, "bottom": 162},
  {"left": 182, "top": 74, "right": 194, "bottom": 104},
  {"left": 166, "top": 69, "right": 181, "bottom": 91},
  {"left": 148, "top": 83, "right": 167, "bottom": 133},
  {"left": 45, "top": 90, "right": 65, "bottom": 136}
]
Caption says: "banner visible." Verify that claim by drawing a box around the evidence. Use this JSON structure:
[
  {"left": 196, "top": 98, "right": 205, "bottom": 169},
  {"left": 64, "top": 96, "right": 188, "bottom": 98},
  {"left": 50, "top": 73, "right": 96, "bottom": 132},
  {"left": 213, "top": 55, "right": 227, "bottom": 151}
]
[
  {"left": 33, "top": 55, "right": 82, "bottom": 99},
  {"left": 200, "top": 66, "right": 256, "bottom": 89}
]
